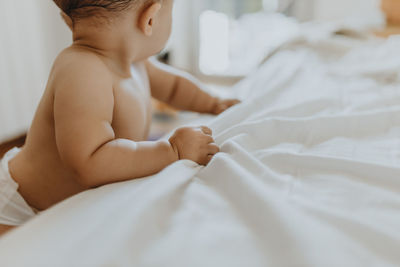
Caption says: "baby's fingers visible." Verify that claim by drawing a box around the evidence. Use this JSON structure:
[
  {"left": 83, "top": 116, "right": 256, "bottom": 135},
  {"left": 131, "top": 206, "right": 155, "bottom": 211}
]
[
  {"left": 207, "top": 143, "right": 220, "bottom": 155},
  {"left": 205, "top": 154, "right": 214, "bottom": 165},
  {"left": 198, "top": 144, "right": 219, "bottom": 166},
  {"left": 200, "top": 126, "right": 213, "bottom": 136},
  {"left": 202, "top": 153, "right": 217, "bottom": 166},
  {"left": 214, "top": 104, "right": 227, "bottom": 115},
  {"left": 226, "top": 99, "right": 241, "bottom": 107}
]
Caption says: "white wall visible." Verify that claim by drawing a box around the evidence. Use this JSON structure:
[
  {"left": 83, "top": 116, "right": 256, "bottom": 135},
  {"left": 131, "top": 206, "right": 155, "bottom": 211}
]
[
  {"left": 287, "top": 0, "right": 316, "bottom": 21},
  {"left": 168, "top": 0, "right": 196, "bottom": 71},
  {"left": 312, "top": 0, "right": 384, "bottom": 25},
  {"left": 38, "top": 1, "right": 71, "bottom": 66},
  {"left": 0, "top": 0, "right": 70, "bottom": 142}
]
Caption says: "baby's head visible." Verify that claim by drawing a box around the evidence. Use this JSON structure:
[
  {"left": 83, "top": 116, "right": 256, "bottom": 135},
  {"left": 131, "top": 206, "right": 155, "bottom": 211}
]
[{"left": 53, "top": 0, "right": 173, "bottom": 58}]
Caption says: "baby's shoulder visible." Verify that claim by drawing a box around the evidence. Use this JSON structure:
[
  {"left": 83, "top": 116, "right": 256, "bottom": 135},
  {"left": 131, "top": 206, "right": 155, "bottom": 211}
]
[
  {"left": 48, "top": 47, "right": 115, "bottom": 105},
  {"left": 52, "top": 47, "right": 112, "bottom": 84}
]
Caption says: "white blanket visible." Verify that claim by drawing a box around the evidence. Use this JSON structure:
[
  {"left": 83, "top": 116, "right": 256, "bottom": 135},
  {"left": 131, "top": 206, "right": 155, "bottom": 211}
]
[{"left": 1, "top": 32, "right": 400, "bottom": 267}]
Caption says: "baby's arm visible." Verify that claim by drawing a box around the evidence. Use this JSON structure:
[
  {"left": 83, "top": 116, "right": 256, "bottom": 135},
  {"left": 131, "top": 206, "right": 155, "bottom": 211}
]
[
  {"left": 53, "top": 56, "right": 178, "bottom": 188},
  {"left": 145, "top": 60, "right": 240, "bottom": 115}
]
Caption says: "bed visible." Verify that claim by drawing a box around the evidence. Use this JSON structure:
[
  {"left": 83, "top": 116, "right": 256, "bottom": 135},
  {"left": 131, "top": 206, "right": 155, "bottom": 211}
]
[{"left": 1, "top": 18, "right": 400, "bottom": 267}]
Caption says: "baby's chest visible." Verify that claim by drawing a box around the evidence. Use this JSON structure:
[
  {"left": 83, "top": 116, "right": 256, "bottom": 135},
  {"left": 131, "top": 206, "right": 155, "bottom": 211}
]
[{"left": 111, "top": 81, "right": 152, "bottom": 140}]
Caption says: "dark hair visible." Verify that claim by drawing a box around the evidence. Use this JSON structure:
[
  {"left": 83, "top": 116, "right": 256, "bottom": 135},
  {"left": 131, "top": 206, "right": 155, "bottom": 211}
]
[{"left": 53, "top": 0, "right": 140, "bottom": 20}]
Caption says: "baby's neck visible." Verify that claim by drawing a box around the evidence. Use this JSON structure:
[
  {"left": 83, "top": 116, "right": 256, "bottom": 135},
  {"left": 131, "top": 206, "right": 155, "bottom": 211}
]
[{"left": 71, "top": 24, "right": 141, "bottom": 78}]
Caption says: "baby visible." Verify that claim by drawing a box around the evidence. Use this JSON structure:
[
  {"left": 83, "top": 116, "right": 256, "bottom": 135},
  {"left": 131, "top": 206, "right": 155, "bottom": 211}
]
[{"left": 0, "top": 0, "right": 239, "bottom": 236}]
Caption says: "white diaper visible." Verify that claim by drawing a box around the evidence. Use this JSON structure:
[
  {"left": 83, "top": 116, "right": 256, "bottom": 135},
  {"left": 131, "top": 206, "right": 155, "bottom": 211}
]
[{"left": 0, "top": 148, "right": 36, "bottom": 226}]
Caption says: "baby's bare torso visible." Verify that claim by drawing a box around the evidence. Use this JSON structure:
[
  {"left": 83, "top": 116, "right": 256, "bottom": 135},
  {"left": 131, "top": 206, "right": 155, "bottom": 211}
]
[{"left": 9, "top": 48, "right": 152, "bottom": 210}]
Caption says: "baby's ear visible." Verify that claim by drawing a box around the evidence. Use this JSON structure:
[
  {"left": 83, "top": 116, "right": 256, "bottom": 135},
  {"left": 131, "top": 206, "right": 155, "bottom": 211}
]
[
  {"left": 60, "top": 11, "right": 73, "bottom": 31},
  {"left": 138, "top": 2, "right": 162, "bottom": 36}
]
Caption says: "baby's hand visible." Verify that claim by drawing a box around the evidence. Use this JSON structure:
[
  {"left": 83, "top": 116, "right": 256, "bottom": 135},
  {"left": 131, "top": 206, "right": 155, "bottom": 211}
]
[
  {"left": 212, "top": 98, "right": 241, "bottom": 115},
  {"left": 169, "top": 126, "right": 220, "bottom": 166}
]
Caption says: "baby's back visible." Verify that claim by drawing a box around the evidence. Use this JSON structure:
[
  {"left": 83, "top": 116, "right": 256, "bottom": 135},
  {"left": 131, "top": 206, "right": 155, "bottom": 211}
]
[{"left": 8, "top": 47, "right": 152, "bottom": 211}]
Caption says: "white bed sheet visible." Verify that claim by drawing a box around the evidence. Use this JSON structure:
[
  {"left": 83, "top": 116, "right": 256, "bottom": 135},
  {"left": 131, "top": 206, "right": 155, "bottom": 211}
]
[{"left": 1, "top": 30, "right": 400, "bottom": 267}]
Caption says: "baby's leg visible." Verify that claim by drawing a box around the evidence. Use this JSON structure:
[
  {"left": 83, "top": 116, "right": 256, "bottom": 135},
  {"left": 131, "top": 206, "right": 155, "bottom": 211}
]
[{"left": 0, "top": 224, "right": 15, "bottom": 236}]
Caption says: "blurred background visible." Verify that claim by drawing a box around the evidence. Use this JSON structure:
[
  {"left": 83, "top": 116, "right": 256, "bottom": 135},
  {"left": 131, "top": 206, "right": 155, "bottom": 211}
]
[{"left": 0, "top": 0, "right": 396, "bottom": 143}]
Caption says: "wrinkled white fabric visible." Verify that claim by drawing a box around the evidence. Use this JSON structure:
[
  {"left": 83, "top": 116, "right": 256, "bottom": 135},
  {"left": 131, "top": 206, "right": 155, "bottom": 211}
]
[
  {"left": 0, "top": 148, "right": 36, "bottom": 226},
  {"left": 1, "top": 32, "right": 400, "bottom": 267}
]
